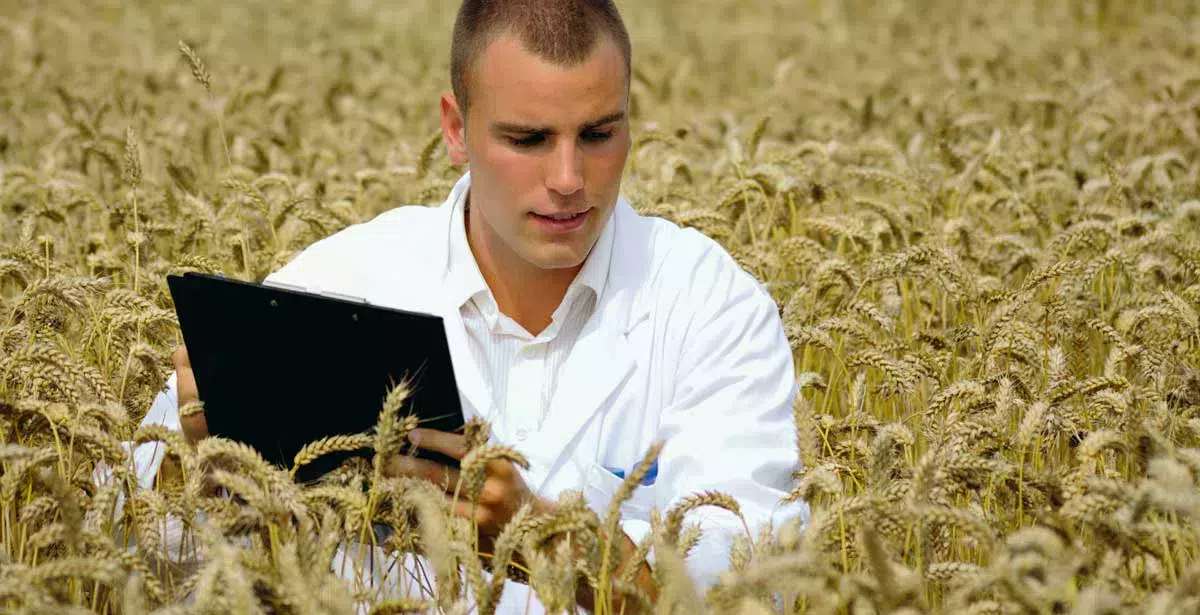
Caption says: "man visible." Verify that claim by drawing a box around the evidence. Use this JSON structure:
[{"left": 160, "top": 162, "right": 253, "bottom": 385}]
[{"left": 133, "top": 0, "right": 808, "bottom": 611}]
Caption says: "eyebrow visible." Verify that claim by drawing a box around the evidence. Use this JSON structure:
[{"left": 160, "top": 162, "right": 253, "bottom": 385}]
[{"left": 491, "top": 111, "right": 626, "bottom": 135}]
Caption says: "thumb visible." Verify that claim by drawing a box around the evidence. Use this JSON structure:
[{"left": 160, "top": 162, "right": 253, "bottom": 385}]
[
  {"left": 172, "top": 346, "right": 207, "bottom": 443},
  {"left": 172, "top": 346, "right": 198, "bottom": 406}
]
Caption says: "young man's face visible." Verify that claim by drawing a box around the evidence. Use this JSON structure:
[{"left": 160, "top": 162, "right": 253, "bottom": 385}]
[{"left": 440, "top": 34, "right": 631, "bottom": 273}]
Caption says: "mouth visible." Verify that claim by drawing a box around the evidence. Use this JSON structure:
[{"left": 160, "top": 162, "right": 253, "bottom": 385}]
[{"left": 529, "top": 208, "right": 592, "bottom": 232}]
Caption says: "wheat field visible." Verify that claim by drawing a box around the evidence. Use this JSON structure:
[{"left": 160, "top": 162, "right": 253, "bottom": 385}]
[{"left": 3, "top": 0, "right": 1200, "bottom": 613}]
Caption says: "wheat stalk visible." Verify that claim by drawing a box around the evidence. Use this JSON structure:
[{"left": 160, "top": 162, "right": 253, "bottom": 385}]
[{"left": 289, "top": 433, "right": 373, "bottom": 478}]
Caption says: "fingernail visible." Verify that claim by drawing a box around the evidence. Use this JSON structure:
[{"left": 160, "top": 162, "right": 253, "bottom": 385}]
[{"left": 408, "top": 430, "right": 421, "bottom": 445}]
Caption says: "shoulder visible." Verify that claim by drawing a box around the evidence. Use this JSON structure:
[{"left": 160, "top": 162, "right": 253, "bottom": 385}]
[
  {"left": 265, "top": 203, "right": 448, "bottom": 293},
  {"left": 630, "top": 210, "right": 773, "bottom": 319}
]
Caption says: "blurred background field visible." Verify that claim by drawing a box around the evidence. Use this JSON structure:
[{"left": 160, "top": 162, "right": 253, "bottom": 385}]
[{"left": 3, "top": 1, "right": 1200, "bottom": 613}]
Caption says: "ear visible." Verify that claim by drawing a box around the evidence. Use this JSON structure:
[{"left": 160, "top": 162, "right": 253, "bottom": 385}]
[{"left": 440, "top": 92, "right": 469, "bottom": 166}]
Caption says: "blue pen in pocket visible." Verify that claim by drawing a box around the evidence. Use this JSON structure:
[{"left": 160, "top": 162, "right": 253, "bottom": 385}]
[{"left": 604, "top": 461, "right": 658, "bottom": 486}]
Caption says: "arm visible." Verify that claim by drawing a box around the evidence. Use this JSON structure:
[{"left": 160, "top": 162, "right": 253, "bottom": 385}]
[
  {"left": 653, "top": 237, "right": 810, "bottom": 590},
  {"left": 90, "top": 370, "right": 200, "bottom": 567},
  {"left": 129, "top": 346, "right": 208, "bottom": 488},
  {"left": 89, "top": 371, "right": 180, "bottom": 495},
  {"left": 131, "top": 371, "right": 183, "bottom": 489}
]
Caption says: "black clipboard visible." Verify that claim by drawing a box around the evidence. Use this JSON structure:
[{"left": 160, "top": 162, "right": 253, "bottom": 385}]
[{"left": 166, "top": 272, "right": 465, "bottom": 483}]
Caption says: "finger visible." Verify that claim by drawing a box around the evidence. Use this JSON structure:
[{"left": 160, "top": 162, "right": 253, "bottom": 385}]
[
  {"left": 177, "top": 369, "right": 198, "bottom": 407},
  {"left": 409, "top": 428, "right": 468, "bottom": 460},
  {"left": 386, "top": 455, "right": 462, "bottom": 491},
  {"left": 174, "top": 347, "right": 204, "bottom": 444},
  {"left": 450, "top": 497, "right": 491, "bottom": 530}
]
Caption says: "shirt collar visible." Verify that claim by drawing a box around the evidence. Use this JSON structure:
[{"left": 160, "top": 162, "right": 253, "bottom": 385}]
[
  {"left": 443, "top": 182, "right": 617, "bottom": 326},
  {"left": 445, "top": 188, "right": 491, "bottom": 312},
  {"left": 571, "top": 200, "right": 615, "bottom": 306}
]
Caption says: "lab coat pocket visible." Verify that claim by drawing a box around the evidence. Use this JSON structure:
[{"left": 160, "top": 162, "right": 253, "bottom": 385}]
[{"left": 583, "top": 462, "right": 657, "bottom": 521}]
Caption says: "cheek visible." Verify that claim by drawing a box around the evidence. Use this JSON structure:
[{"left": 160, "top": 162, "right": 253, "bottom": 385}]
[
  {"left": 480, "top": 144, "right": 539, "bottom": 193},
  {"left": 473, "top": 146, "right": 544, "bottom": 240},
  {"left": 587, "top": 139, "right": 630, "bottom": 188}
]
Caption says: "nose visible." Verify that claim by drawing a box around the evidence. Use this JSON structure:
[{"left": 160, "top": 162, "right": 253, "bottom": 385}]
[{"left": 545, "top": 138, "right": 584, "bottom": 196}]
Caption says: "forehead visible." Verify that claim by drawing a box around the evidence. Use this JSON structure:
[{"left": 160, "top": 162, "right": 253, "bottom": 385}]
[{"left": 470, "top": 34, "right": 628, "bottom": 126}]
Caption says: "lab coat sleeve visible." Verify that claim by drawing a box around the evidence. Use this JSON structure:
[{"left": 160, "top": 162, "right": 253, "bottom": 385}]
[
  {"left": 653, "top": 233, "right": 810, "bottom": 590},
  {"left": 91, "top": 372, "right": 177, "bottom": 496},
  {"left": 130, "top": 371, "right": 181, "bottom": 490},
  {"left": 91, "top": 370, "right": 200, "bottom": 567}
]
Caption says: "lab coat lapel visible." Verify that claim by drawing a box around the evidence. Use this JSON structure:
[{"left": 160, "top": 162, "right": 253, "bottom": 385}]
[
  {"left": 531, "top": 200, "right": 652, "bottom": 489},
  {"left": 534, "top": 303, "right": 636, "bottom": 462}
]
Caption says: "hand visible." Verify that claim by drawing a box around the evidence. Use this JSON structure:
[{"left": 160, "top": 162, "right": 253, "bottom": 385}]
[
  {"left": 383, "top": 428, "right": 551, "bottom": 542},
  {"left": 384, "top": 429, "right": 655, "bottom": 612},
  {"left": 172, "top": 346, "right": 209, "bottom": 445}
]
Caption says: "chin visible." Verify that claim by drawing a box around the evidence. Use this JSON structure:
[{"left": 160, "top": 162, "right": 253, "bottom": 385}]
[{"left": 526, "top": 249, "right": 587, "bottom": 271}]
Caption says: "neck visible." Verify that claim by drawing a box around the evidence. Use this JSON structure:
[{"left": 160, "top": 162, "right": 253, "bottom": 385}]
[{"left": 465, "top": 200, "right": 581, "bottom": 336}]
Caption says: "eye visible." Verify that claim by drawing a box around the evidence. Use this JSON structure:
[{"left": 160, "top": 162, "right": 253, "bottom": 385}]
[
  {"left": 509, "top": 134, "right": 545, "bottom": 148},
  {"left": 581, "top": 130, "right": 614, "bottom": 143}
]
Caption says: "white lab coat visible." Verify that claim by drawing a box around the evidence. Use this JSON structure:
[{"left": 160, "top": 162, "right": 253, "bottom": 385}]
[{"left": 132, "top": 172, "right": 809, "bottom": 612}]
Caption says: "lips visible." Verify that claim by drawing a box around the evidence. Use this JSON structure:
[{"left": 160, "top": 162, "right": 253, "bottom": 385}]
[
  {"left": 532, "top": 210, "right": 589, "bottom": 220},
  {"left": 530, "top": 208, "right": 591, "bottom": 232}
]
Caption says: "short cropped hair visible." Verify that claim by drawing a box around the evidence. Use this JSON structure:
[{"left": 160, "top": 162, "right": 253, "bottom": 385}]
[{"left": 450, "top": 0, "right": 632, "bottom": 115}]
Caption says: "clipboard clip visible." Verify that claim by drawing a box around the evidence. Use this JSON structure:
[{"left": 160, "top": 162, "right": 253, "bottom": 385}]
[
  {"left": 260, "top": 279, "right": 370, "bottom": 306},
  {"left": 321, "top": 290, "right": 370, "bottom": 305},
  {"left": 262, "top": 279, "right": 308, "bottom": 293}
]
